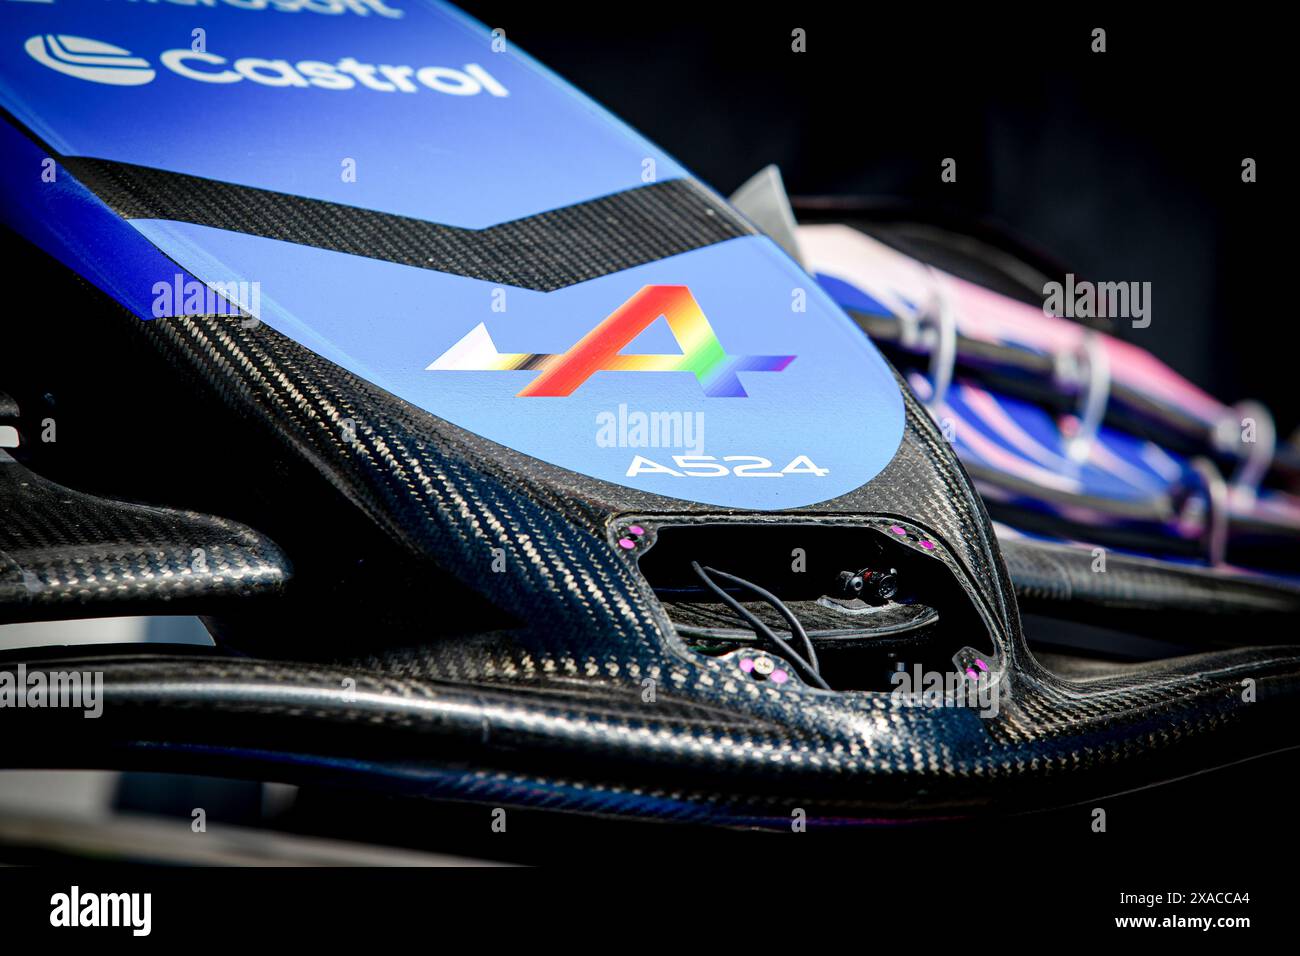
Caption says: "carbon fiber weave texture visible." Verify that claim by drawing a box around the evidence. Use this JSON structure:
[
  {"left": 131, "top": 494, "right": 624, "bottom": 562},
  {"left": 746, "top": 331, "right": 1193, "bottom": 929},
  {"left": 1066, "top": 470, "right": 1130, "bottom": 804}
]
[
  {"left": 1003, "top": 536, "right": 1300, "bottom": 619},
  {"left": 2, "top": 151, "right": 1297, "bottom": 819},
  {"left": 0, "top": 450, "right": 288, "bottom": 622},
  {"left": 36, "top": 299, "right": 1291, "bottom": 818}
]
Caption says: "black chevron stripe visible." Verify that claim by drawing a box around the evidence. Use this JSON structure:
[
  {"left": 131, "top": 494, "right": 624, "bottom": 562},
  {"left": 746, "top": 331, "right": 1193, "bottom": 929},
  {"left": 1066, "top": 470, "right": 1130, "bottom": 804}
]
[{"left": 60, "top": 155, "right": 755, "bottom": 291}]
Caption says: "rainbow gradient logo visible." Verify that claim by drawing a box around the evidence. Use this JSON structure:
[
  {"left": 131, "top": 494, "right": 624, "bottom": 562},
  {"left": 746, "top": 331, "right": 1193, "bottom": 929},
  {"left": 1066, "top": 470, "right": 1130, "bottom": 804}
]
[{"left": 427, "top": 285, "right": 795, "bottom": 397}]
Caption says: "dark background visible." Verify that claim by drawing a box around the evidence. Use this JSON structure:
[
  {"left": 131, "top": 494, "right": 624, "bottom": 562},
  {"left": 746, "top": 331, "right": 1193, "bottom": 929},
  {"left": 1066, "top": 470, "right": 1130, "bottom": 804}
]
[{"left": 463, "top": 3, "right": 1291, "bottom": 434}]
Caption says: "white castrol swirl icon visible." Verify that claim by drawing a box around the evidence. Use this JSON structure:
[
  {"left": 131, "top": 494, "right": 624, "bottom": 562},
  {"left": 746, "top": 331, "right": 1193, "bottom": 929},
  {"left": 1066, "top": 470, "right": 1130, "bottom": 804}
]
[{"left": 24, "top": 35, "right": 156, "bottom": 86}]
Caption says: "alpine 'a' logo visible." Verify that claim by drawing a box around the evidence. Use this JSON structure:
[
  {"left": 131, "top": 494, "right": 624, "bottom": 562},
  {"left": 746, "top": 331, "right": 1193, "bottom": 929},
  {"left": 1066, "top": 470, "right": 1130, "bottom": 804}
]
[
  {"left": 427, "top": 285, "right": 795, "bottom": 397},
  {"left": 24, "top": 35, "right": 156, "bottom": 86}
]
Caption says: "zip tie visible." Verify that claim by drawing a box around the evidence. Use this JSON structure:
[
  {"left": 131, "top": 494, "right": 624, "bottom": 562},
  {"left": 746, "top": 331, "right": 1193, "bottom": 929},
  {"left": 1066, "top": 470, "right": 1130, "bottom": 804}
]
[
  {"left": 1187, "top": 456, "right": 1229, "bottom": 567},
  {"left": 1053, "top": 332, "right": 1111, "bottom": 464},
  {"left": 1213, "top": 399, "right": 1276, "bottom": 507}
]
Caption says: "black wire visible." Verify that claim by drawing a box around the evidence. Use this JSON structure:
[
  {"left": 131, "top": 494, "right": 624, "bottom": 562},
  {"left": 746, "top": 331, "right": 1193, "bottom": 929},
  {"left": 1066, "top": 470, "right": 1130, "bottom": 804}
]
[
  {"left": 689, "top": 562, "right": 830, "bottom": 691},
  {"left": 701, "top": 566, "right": 822, "bottom": 675}
]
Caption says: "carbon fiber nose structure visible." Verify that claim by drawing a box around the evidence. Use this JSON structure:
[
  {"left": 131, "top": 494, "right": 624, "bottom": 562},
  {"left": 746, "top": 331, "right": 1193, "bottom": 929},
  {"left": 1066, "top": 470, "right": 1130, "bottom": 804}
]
[{"left": 4, "top": 256, "right": 1299, "bottom": 823}]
